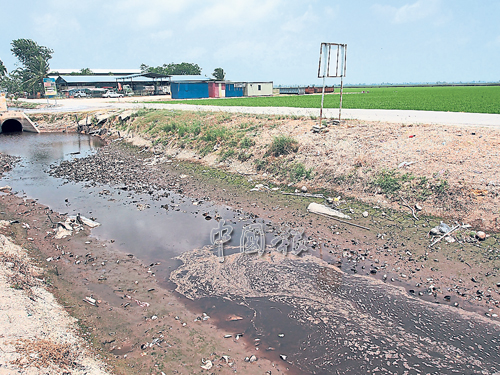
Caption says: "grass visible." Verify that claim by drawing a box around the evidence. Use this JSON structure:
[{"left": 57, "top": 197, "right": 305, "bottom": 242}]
[
  {"left": 289, "top": 163, "right": 313, "bottom": 182},
  {"left": 266, "top": 135, "right": 299, "bottom": 157},
  {"left": 157, "top": 86, "right": 500, "bottom": 114},
  {"left": 370, "top": 169, "right": 449, "bottom": 199}
]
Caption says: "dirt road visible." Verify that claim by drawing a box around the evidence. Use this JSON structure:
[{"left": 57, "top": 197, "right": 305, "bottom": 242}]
[{"left": 21, "top": 96, "right": 500, "bottom": 128}]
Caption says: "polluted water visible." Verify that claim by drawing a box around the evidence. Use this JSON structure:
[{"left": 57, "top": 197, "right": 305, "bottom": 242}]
[{"left": 1, "top": 132, "right": 499, "bottom": 374}]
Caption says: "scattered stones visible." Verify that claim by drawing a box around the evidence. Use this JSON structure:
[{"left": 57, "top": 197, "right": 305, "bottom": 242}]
[
  {"left": 301, "top": 186, "right": 308, "bottom": 193},
  {"left": 438, "top": 222, "right": 451, "bottom": 234},
  {"left": 444, "top": 236, "right": 455, "bottom": 243},
  {"left": 476, "top": 231, "right": 486, "bottom": 241},
  {"left": 200, "top": 359, "right": 213, "bottom": 370},
  {"left": 307, "top": 202, "right": 352, "bottom": 220}
]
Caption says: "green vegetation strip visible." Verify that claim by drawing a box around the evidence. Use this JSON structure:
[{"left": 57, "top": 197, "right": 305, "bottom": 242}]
[{"left": 156, "top": 86, "right": 500, "bottom": 114}]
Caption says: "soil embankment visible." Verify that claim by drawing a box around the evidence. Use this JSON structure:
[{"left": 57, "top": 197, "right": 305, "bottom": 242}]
[
  {"left": 31, "top": 108, "right": 499, "bottom": 231},
  {"left": 1, "top": 108, "right": 499, "bottom": 373}
]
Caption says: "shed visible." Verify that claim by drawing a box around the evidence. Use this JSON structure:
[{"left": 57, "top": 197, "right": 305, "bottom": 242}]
[
  {"left": 225, "top": 83, "right": 245, "bottom": 97},
  {"left": 171, "top": 81, "right": 209, "bottom": 99},
  {"left": 279, "top": 87, "right": 306, "bottom": 95},
  {"left": 208, "top": 82, "right": 226, "bottom": 98},
  {"left": 245, "top": 82, "right": 273, "bottom": 97}
]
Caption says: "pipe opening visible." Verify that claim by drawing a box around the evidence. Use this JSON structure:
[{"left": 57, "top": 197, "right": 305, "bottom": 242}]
[{"left": 1, "top": 119, "right": 23, "bottom": 133}]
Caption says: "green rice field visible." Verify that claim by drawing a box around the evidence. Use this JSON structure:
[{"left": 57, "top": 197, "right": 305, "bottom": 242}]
[{"left": 161, "top": 86, "right": 500, "bottom": 114}]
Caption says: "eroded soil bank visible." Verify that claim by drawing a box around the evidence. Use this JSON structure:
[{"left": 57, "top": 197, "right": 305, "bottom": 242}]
[
  {"left": 29, "top": 108, "right": 500, "bottom": 232},
  {"left": 47, "top": 138, "right": 500, "bottom": 373},
  {"left": 1, "top": 108, "right": 500, "bottom": 374}
]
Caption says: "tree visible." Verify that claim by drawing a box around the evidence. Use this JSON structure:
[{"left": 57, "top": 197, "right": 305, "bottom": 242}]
[
  {"left": 23, "top": 55, "right": 50, "bottom": 95},
  {"left": 140, "top": 62, "right": 202, "bottom": 76},
  {"left": 11, "top": 39, "right": 53, "bottom": 68},
  {"left": 0, "top": 69, "right": 23, "bottom": 94},
  {"left": 212, "top": 68, "right": 225, "bottom": 81},
  {"left": 0, "top": 59, "right": 6, "bottom": 77},
  {"left": 167, "top": 62, "right": 201, "bottom": 75},
  {"left": 10, "top": 39, "right": 53, "bottom": 95}
]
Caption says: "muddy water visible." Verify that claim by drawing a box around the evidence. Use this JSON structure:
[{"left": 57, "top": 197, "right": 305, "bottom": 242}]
[{"left": 1, "top": 133, "right": 500, "bottom": 374}]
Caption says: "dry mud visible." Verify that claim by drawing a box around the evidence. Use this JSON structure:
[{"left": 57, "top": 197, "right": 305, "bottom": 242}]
[{"left": 0, "top": 221, "right": 110, "bottom": 375}]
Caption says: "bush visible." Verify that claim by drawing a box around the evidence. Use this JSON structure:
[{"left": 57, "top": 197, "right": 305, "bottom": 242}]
[
  {"left": 289, "top": 163, "right": 313, "bottom": 181},
  {"left": 372, "top": 170, "right": 401, "bottom": 194},
  {"left": 267, "top": 135, "right": 299, "bottom": 157}
]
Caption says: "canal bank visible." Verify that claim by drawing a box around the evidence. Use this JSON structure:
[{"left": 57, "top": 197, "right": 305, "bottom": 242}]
[{"left": 0, "top": 130, "right": 499, "bottom": 374}]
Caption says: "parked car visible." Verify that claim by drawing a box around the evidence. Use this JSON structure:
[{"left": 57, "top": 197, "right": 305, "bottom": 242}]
[
  {"left": 74, "top": 91, "right": 87, "bottom": 98},
  {"left": 103, "top": 91, "right": 124, "bottom": 98}
]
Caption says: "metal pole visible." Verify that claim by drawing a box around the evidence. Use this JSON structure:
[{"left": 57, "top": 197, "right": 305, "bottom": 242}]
[
  {"left": 319, "top": 44, "right": 328, "bottom": 126},
  {"left": 319, "top": 75, "right": 326, "bottom": 125},
  {"left": 339, "top": 75, "right": 344, "bottom": 121}
]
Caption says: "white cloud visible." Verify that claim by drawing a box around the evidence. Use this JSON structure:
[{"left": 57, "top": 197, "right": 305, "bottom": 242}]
[
  {"left": 372, "top": 0, "right": 441, "bottom": 24},
  {"left": 32, "top": 12, "right": 82, "bottom": 44},
  {"left": 149, "top": 30, "right": 174, "bottom": 41},
  {"left": 104, "top": 0, "right": 194, "bottom": 29},
  {"left": 187, "top": 0, "right": 283, "bottom": 29},
  {"left": 281, "top": 5, "right": 318, "bottom": 33}
]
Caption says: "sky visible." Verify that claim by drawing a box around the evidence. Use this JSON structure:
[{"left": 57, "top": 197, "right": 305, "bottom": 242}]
[{"left": 1, "top": 0, "right": 499, "bottom": 86}]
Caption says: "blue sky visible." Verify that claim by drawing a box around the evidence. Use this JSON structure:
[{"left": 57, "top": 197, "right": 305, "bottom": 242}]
[{"left": 1, "top": 0, "right": 499, "bottom": 85}]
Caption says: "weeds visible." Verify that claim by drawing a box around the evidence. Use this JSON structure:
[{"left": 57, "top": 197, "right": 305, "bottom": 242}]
[
  {"left": 237, "top": 151, "right": 253, "bottom": 162},
  {"left": 266, "top": 135, "right": 299, "bottom": 157},
  {"left": 371, "top": 169, "right": 450, "bottom": 199},
  {"left": 289, "top": 163, "right": 313, "bottom": 182},
  {"left": 239, "top": 137, "right": 255, "bottom": 149},
  {"left": 371, "top": 170, "right": 402, "bottom": 195},
  {"left": 219, "top": 148, "right": 236, "bottom": 162}
]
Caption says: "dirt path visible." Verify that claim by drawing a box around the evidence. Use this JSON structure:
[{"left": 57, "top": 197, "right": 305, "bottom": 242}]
[{"left": 20, "top": 96, "right": 500, "bottom": 128}]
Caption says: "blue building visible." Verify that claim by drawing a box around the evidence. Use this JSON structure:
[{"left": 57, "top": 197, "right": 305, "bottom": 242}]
[{"left": 170, "top": 81, "right": 209, "bottom": 99}]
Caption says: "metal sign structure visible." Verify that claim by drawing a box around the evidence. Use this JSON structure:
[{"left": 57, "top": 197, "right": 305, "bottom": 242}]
[
  {"left": 318, "top": 43, "right": 347, "bottom": 123},
  {"left": 43, "top": 77, "right": 58, "bottom": 106}
]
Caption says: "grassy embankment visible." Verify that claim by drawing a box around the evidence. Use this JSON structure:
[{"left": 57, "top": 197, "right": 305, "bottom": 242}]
[
  {"left": 159, "top": 86, "right": 500, "bottom": 114},
  {"left": 114, "top": 109, "right": 451, "bottom": 202}
]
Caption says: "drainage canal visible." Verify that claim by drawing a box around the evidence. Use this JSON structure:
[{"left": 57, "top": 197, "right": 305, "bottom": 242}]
[{"left": 1, "top": 134, "right": 500, "bottom": 374}]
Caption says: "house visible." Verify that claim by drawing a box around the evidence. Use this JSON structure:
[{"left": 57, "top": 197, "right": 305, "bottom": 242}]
[{"left": 245, "top": 82, "right": 273, "bottom": 96}]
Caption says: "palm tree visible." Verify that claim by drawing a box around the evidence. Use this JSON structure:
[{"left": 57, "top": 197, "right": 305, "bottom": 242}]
[{"left": 23, "top": 55, "right": 49, "bottom": 96}]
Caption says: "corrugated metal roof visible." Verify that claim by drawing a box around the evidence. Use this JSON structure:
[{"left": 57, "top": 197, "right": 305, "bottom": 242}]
[
  {"left": 57, "top": 75, "right": 156, "bottom": 83},
  {"left": 169, "top": 75, "right": 209, "bottom": 82},
  {"left": 50, "top": 68, "right": 141, "bottom": 75}
]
